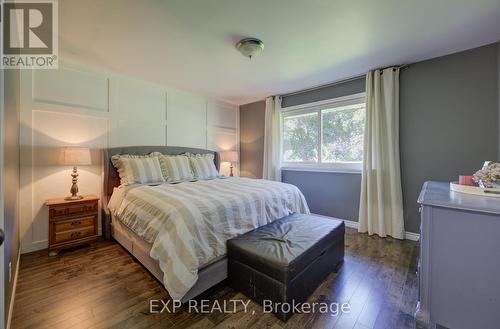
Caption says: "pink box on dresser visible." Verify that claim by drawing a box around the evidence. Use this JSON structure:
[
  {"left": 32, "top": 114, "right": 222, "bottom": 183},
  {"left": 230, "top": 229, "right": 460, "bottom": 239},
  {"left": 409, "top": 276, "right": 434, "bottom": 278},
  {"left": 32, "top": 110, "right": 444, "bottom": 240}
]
[{"left": 458, "top": 175, "right": 475, "bottom": 186}]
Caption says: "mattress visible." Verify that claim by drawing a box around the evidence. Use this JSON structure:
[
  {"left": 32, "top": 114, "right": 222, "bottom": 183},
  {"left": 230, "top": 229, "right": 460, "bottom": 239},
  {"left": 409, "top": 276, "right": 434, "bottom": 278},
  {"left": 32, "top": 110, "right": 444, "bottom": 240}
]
[{"left": 108, "top": 177, "right": 310, "bottom": 300}]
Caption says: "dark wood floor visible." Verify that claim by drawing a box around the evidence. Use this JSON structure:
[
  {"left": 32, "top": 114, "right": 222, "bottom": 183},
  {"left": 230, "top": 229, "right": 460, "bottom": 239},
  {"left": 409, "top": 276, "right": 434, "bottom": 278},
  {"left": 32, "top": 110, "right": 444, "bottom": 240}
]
[{"left": 11, "top": 228, "right": 419, "bottom": 329}]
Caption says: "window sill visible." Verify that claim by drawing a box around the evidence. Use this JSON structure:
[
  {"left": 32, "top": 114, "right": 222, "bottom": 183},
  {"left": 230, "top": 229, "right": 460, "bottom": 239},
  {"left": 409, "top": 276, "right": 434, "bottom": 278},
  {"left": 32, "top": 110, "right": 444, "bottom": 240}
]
[{"left": 280, "top": 166, "right": 362, "bottom": 174}]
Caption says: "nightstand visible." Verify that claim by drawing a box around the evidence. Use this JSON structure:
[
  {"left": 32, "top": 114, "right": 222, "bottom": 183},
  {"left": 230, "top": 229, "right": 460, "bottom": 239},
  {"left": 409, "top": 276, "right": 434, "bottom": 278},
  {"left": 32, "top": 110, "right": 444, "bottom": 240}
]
[{"left": 46, "top": 195, "right": 99, "bottom": 256}]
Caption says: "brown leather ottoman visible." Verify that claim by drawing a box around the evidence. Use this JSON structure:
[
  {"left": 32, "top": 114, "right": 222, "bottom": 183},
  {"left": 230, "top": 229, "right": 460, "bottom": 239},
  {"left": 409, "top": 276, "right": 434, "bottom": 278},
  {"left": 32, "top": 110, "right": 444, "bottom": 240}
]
[{"left": 227, "top": 213, "right": 345, "bottom": 321}]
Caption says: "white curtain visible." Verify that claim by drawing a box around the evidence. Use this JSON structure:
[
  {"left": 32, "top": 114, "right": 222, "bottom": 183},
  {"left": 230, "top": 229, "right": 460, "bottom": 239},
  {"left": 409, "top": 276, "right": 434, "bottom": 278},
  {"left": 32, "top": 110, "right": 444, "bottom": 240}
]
[
  {"left": 358, "top": 67, "right": 405, "bottom": 239},
  {"left": 262, "top": 96, "right": 282, "bottom": 181}
]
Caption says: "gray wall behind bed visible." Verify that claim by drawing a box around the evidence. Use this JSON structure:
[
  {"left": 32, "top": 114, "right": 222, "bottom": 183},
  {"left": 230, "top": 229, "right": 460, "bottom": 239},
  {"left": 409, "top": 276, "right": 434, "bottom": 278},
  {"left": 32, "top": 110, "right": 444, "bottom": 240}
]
[
  {"left": 239, "top": 42, "right": 500, "bottom": 234},
  {"left": 240, "top": 101, "right": 266, "bottom": 179}
]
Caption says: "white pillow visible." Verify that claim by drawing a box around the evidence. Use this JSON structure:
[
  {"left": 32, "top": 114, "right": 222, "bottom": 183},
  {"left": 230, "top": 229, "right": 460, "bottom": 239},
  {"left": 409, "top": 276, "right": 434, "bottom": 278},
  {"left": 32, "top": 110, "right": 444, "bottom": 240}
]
[
  {"left": 111, "top": 154, "right": 165, "bottom": 186},
  {"left": 152, "top": 153, "right": 194, "bottom": 182},
  {"left": 188, "top": 153, "right": 219, "bottom": 180}
]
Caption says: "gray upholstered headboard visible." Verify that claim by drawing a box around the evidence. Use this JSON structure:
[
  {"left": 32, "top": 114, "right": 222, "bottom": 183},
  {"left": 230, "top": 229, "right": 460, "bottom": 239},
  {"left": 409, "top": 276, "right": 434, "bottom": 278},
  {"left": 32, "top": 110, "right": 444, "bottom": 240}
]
[{"left": 101, "top": 146, "right": 219, "bottom": 237}]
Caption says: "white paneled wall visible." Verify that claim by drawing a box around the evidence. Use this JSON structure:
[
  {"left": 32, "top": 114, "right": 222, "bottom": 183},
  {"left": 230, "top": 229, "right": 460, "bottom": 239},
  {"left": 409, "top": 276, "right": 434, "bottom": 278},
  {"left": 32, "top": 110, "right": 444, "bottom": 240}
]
[
  {"left": 19, "top": 61, "right": 239, "bottom": 253},
  {"left": 207, "top": 100, "right": 239, "bottom": 175},
  {"left": 109, "top": 77, "right": 167, "bottom": 147},
  {"left": 167, "top": 89, "right": 207, "bottom": 148},
  {"left": 32, "top": 67, "right": 109, "bottom": 112}
]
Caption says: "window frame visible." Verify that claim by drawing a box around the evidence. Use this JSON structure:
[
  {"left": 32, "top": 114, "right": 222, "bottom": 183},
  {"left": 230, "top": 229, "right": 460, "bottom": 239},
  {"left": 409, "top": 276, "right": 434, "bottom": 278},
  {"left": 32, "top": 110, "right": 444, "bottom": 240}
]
[{"left": 280, "top": 92, "right": 366, "bottom": 173}]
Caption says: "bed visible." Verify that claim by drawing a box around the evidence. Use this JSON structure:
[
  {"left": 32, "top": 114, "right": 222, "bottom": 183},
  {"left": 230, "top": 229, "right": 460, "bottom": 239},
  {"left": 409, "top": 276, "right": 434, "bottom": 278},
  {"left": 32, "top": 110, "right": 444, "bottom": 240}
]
[{"left": 102, "top": 146, "right": 309, "bottom": 302}]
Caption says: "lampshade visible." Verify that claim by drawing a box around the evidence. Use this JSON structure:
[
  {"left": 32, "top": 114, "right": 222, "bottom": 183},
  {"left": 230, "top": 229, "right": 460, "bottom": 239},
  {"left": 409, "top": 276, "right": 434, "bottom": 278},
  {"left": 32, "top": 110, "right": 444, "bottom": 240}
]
[
  {"left": 59, "top": 147, "right": 91, "bottom": 166},
  {"left": 221, "top": 151, "right": 238, "bottom": 163}
]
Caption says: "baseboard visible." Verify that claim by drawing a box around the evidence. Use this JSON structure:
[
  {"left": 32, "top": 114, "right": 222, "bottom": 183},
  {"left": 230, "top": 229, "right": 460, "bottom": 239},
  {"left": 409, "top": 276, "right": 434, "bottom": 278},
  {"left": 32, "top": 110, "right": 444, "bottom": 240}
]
[
  {"left": 6, "top": 251, "right": 21, "bottom": 329},
  {"left": 342, "top": 219, "right": 359, "bottom": 230},
  {"left": 404, "top": 231, "right": 420, "bottom": 241},
  {"left": 343, "top": 219, "right": 420, "bottom": 241},
  {"left": 20, "top": 239, "right": 48, "bottom": 254}
]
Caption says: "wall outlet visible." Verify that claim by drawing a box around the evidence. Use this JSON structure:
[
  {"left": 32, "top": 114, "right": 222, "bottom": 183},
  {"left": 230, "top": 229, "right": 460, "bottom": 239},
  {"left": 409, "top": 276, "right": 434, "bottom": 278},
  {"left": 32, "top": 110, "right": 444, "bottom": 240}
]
[{"left": 9, "top": 261, "right": 12, "bottom": 282}]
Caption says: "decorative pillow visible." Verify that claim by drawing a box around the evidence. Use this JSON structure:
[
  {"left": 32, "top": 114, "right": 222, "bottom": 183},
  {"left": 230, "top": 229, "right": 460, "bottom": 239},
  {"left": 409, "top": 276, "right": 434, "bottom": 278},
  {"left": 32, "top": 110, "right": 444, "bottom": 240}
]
[
  {"left": 188, "top": 153, "right": 219, "bottom": 180},
  {"left": 111, "top": 154, "right": 165, "bottom": 186},
  {"left": 152, "top": 152, "right": 194, "bottom": 182}
]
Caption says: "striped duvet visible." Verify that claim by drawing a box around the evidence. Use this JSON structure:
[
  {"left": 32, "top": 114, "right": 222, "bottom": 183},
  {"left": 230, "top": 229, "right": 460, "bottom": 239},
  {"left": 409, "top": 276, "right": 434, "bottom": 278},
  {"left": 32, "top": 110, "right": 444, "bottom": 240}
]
[{"left": 111, "top": 177, "right": 310, "bottom": 300}]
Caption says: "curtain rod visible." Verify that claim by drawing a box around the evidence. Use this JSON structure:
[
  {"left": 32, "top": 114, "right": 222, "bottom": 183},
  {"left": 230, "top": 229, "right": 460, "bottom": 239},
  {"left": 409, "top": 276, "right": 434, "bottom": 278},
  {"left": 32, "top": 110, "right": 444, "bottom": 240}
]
[{"left": 279, "top": 64, "right": 409, "bottom": 99}]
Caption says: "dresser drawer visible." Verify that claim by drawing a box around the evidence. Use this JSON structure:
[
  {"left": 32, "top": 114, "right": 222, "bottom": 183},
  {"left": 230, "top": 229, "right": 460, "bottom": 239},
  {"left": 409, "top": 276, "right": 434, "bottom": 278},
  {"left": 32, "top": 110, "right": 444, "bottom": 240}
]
[
  {"left": 50, "top": 202, "right": 98, "bottom": 219},
  {"left": 54, "top": 226, "right": 96, "bottom": 244},
  {"left": 54, "top": 216, "right": 95, "bottom": 233},
  {"left": 46, "top": 195, "right": 100, "bottom": 256}
]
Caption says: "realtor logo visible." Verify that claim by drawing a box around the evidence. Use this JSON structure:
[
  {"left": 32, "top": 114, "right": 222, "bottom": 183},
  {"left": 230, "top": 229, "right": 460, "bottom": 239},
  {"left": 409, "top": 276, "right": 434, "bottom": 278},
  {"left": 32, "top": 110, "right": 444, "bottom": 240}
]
[{"left": 1, "top": 0, "right": 58, "bottom": 68}]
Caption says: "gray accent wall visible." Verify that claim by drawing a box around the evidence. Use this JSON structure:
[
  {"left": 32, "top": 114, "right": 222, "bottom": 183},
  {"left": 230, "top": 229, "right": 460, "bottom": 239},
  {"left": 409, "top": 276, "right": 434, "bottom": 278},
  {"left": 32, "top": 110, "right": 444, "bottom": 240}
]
[
  {"left": 400, "top": 43, "right": 498, "bottom": 233},
  {"left": 240, "top": 100, "right": 266, "bottom": 179},
  {"left": 240, "top": 42, "right": 499, "bottom": 234},
  {"left": 281, "top": 171, "right": 361, "bottom": 222}
]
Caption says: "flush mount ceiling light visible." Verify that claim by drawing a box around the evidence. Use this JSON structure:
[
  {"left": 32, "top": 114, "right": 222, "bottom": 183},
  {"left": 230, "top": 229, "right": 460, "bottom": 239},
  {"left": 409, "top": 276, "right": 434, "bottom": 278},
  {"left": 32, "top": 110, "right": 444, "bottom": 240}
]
[{"left": 235, "top": 38, "right": 264, "bottom": 59}]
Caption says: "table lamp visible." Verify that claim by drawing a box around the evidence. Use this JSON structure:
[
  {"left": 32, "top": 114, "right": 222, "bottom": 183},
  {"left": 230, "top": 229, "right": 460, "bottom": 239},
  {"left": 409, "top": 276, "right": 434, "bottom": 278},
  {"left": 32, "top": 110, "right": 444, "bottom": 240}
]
[
  {"left": 221, "top": 151, "right": 238, "bottom": 177},
  {"left": 60, "top": 147, "right": 91, "bottom": 200}
]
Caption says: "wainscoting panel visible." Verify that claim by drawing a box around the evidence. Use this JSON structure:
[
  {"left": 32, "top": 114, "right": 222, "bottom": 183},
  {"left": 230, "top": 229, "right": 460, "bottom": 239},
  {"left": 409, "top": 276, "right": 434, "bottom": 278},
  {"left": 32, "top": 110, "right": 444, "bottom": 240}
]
[
  {"left": 166, "top": 89, "right": 207, "bottom": 149},
  {"left": 111, "top": 119, "right": 166, "bottom": 147},
  {"left": 207, "top": 100, "right": 238, "bottom": 129},
  {"left": 32, "top": 67, "right": 109, "bottom": 112},
  {"left": 206, "top": 127, "right": 238, "bottom": 151},
  {"left": 206, "top": 100, "right": 239, "bottom": 176},
  {"left": 31, "top": 110, "right": 108, "bottom": 249},
  {"left": 108, "top": 77, "right": 167, "bottom": 147},
  {"left": 109, "top": 77, "right": 165, "bottom": 120},
  {"left": 207, "top": 127, "right": 238, "bottom": 176}
]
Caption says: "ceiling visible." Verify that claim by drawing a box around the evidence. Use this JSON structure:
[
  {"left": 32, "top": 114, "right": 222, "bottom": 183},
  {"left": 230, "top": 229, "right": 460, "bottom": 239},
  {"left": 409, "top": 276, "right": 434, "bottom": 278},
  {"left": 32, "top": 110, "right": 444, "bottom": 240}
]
[{"left": 59, "top": 0, "right": 500, "bottom": 105}]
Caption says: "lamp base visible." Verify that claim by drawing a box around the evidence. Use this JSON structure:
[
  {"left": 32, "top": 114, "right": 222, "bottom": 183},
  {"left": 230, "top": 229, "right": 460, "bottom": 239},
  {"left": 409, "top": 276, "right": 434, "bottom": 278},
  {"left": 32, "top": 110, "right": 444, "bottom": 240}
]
[
  {"left": 65, "top": 195, "right": 83, "bottom": 201},
  {"left": 66, "top": 166, "right": 82, "bottom": 201}
]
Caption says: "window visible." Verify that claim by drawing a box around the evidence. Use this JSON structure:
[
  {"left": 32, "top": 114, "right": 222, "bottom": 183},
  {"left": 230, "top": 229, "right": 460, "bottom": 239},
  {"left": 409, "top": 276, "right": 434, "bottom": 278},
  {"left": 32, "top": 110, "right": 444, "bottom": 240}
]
[
  {"left": 281, "top": 93, "right": 366, "bottom": 172},
  {"left": 283, "top": 112, "right": 319, "bottom": 162}
]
